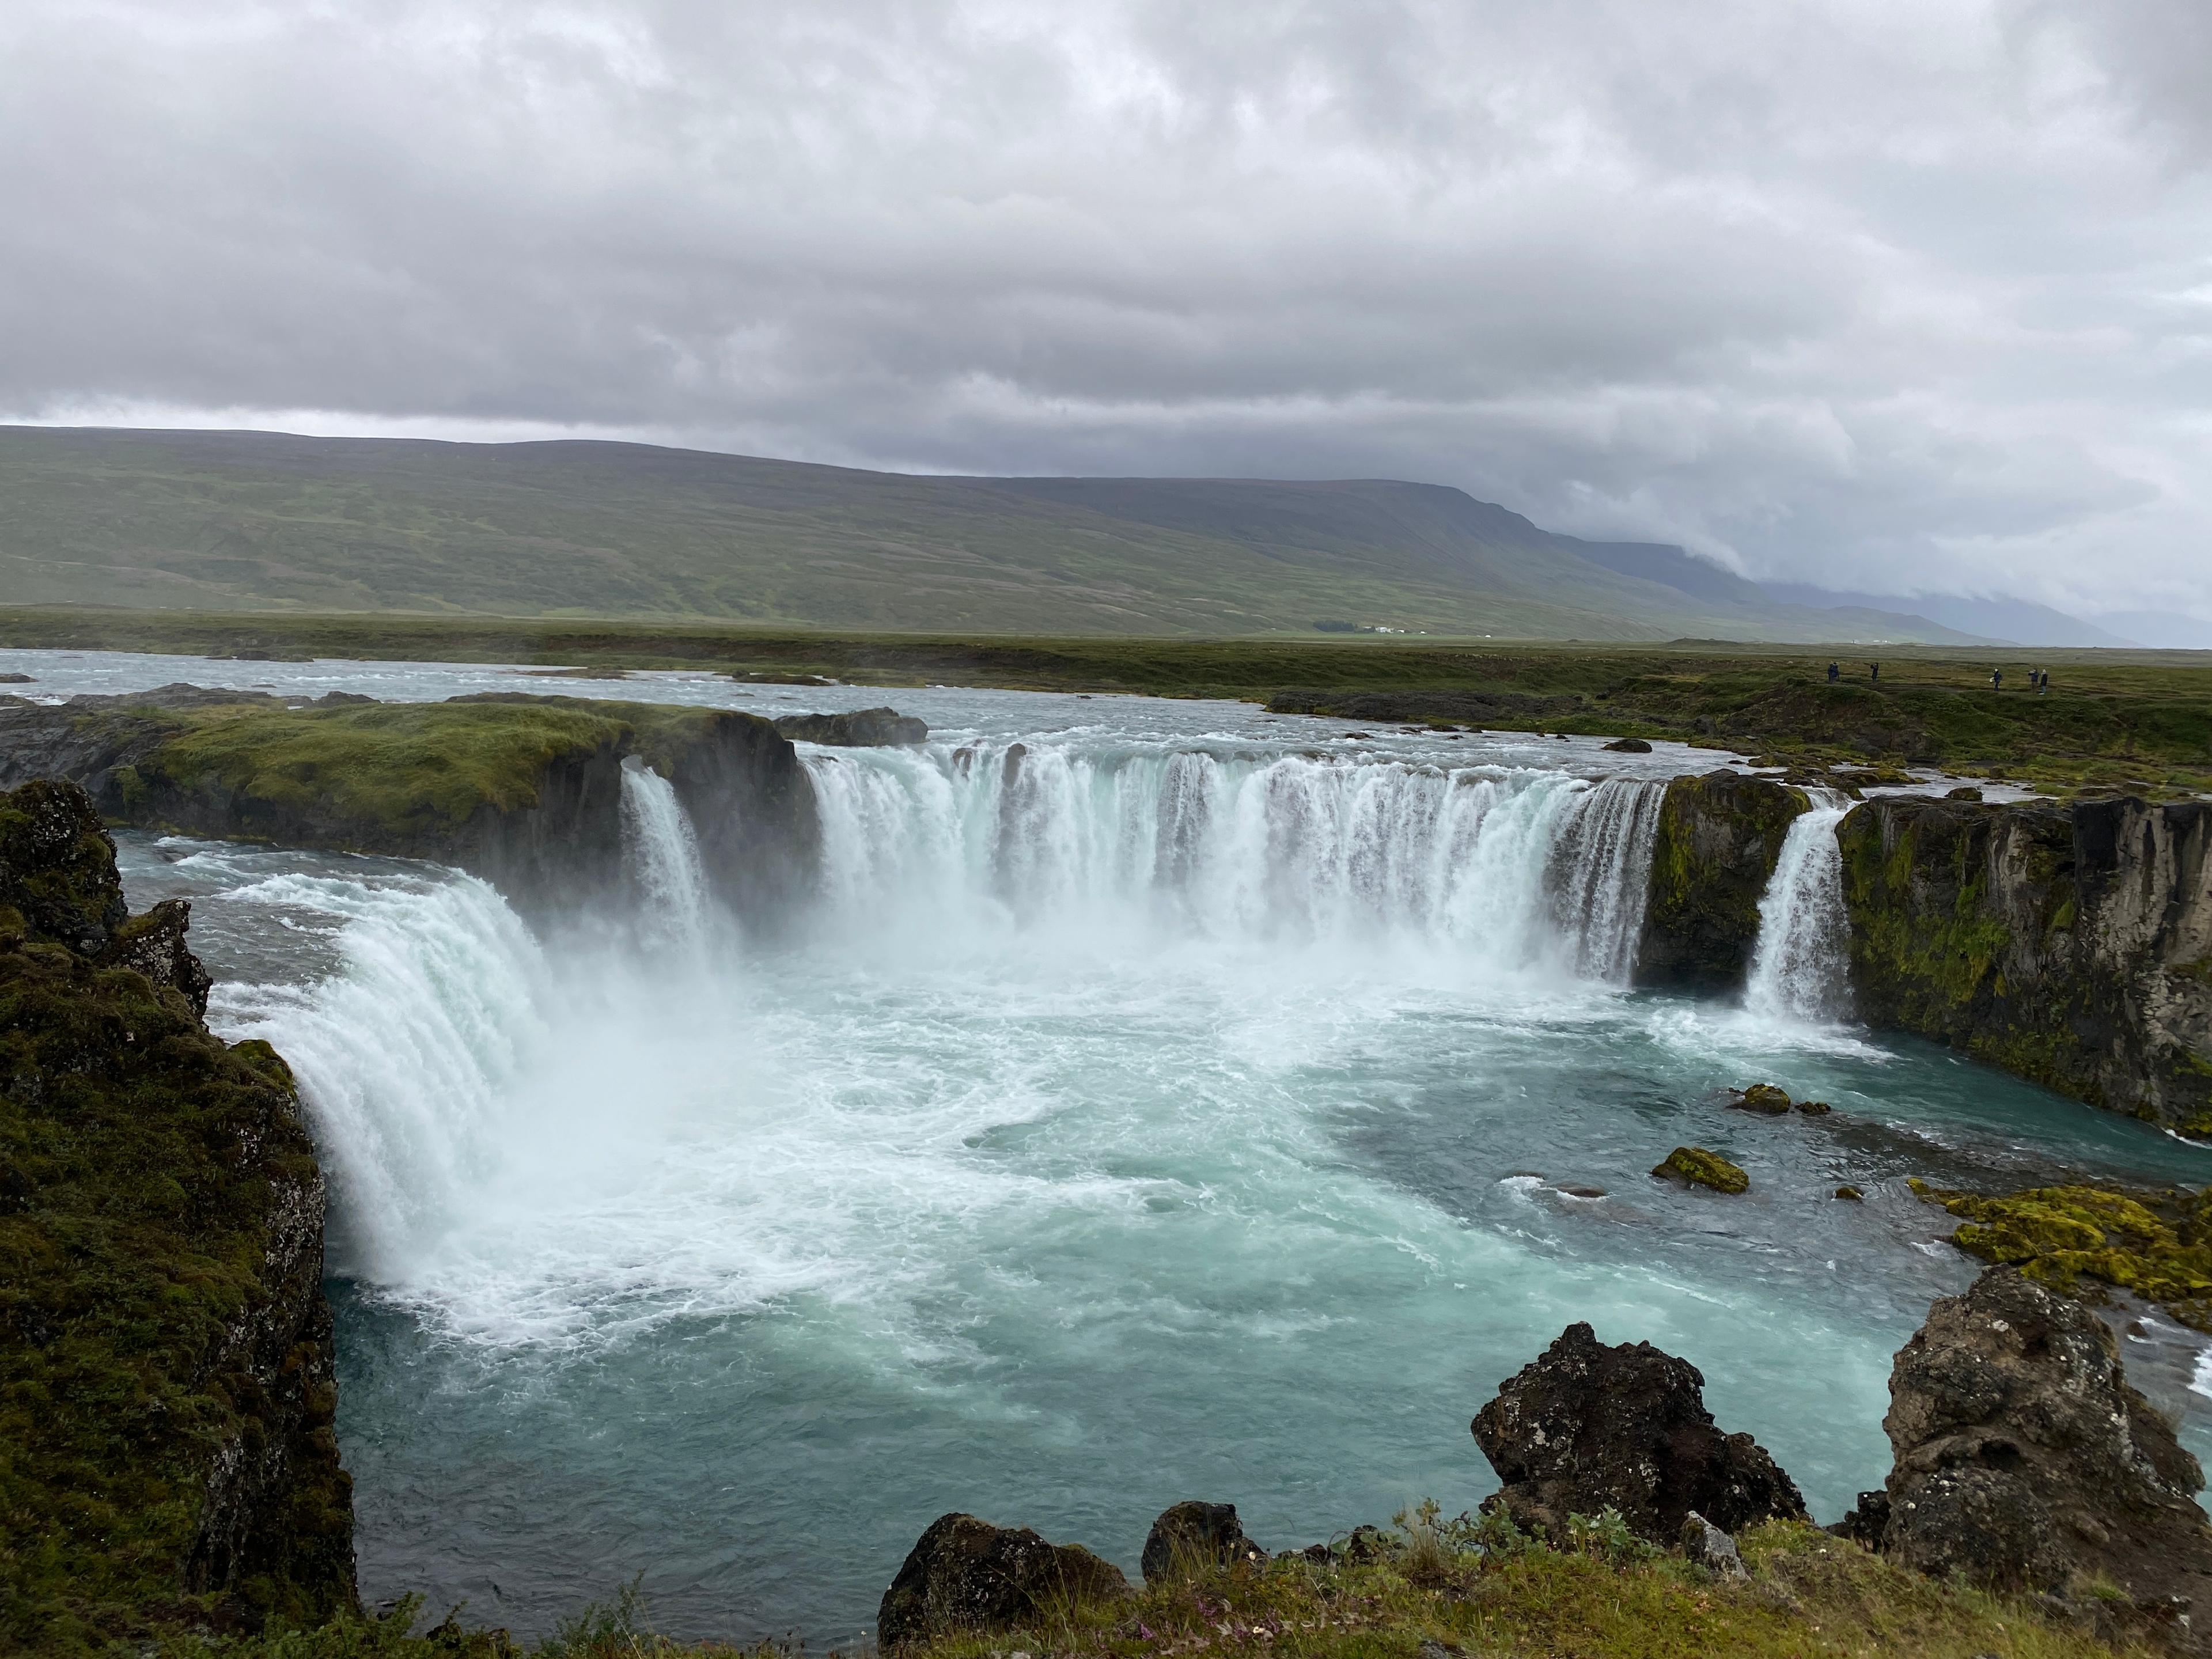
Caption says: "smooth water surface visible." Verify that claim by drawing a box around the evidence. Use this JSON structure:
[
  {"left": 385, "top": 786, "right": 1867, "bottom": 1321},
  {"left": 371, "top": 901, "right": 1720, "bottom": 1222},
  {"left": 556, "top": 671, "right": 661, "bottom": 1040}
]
[{"left": 15, "top": 646, "right": 2204, "bottom": 1639}]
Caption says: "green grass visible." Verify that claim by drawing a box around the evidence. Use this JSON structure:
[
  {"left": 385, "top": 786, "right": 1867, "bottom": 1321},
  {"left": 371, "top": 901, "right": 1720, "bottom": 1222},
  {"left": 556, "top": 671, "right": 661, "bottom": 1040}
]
[
  {"left": 0, "top": 428, "right": 1932, "bottom": 642},
  {"left": 7, "top": 609, "right": 2206, "bottom": 797},
  {"left": 46, "top": 694, "right": 746, "bottom": 850},
  {"left": 141, "top": 1516, "right": 2150, "bottom": 1659}
]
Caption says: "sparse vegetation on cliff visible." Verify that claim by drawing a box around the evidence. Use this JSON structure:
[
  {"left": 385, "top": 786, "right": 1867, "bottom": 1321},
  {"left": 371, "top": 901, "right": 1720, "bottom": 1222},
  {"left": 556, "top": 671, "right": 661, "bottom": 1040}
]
[{"left": 0, "top": 782, "right": 355, "bottom": 1654}]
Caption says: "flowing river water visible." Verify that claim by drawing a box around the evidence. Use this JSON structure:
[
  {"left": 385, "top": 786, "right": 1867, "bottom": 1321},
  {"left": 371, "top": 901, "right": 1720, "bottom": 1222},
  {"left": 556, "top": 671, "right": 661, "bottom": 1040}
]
[{"left": 11, "top": 649, "right": 2212, "bottom": 1640}]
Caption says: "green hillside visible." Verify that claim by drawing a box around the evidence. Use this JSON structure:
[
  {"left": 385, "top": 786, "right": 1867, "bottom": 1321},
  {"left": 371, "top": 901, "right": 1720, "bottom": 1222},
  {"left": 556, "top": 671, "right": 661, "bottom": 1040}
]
[{"left": 0, "top": 426, "right": 1972, "bottom": 642}]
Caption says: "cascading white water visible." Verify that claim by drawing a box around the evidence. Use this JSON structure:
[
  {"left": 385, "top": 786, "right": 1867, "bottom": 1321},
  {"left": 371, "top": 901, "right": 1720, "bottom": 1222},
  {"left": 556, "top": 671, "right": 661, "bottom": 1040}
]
[
  {"left": 213, "top": 870, "right": 553, "bottom": 1281},
  {"left": 801, "top": 741, "right": 1665, "bottom": 982},
  {"left": 619, "top": 760, "right": 713, "bottom": 956},
  {"left": 1744, "top": 793, "right": 1852, "bottom": 1023}
]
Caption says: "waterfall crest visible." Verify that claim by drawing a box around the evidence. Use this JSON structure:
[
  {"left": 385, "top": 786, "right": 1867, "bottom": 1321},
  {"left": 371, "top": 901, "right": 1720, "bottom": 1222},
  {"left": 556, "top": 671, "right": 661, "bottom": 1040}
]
[
  {"left": 1745, "top": 794, "right": 1851, "bottom": 1023},
  {"left": 801, "top": 742, "right": 1664, "bottom": 982}
]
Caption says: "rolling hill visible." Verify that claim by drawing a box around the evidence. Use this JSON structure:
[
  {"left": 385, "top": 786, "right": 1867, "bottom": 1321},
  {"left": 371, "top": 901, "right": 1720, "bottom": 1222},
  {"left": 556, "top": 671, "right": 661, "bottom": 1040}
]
[{"left": 0, "top": 426, "right": 1984, "bottom": 642}]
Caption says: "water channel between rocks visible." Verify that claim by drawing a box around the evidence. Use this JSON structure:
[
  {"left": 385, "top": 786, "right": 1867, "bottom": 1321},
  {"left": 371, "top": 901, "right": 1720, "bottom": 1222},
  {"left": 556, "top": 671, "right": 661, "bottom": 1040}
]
[{"left": 13, "top": 649, "right": 2209, "bottom": 1641}]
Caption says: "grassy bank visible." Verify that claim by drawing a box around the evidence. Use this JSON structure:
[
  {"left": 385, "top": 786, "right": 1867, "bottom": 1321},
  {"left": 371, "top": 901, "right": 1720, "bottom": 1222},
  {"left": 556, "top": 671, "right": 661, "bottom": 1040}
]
[
  {"left": 144, "top": 1516, "right": 2150, "bottom": 1659},
  {"left": 4, "top": 608, "right": 2209, "bottom": 797}
]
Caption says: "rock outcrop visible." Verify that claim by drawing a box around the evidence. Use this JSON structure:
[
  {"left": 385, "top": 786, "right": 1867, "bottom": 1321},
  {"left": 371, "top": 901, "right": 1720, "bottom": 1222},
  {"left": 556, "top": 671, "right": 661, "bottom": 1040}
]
[
  {"left": 1471, "top": 1323, "right": 1806, "bottom": 1544},
  {"left": 1876, "top": 1266, "right": 2212, "bottom": 1611},
  {"left": 1141, "top": 1502, "right": 1267, "bottom": 1584},
  {"left": 0, "top": 688, "right": 821, "bottom": 928},
  {"left": 878, "top": 1513, "right": 1128, "bottom": 1653},
  {"left": 775, "top": 706, "right": 929, "bottom": 746},
  {"left": 0, "top": 779, "right": 355, "bottom": 1650},
  {"left": 1634, "top": 772, "right": 1809, "bottom": 993},
  {"left": 1838, "top": 795, "right": 2212, "bottom": 1131}
]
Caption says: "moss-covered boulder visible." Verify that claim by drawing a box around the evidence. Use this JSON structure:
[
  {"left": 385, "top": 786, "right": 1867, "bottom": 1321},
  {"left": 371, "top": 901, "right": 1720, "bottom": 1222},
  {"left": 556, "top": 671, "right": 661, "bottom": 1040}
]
[
  {"left": 1912, "top": 1178, "right": 2212, "bottom": 1330},
  {"left": 1839, "top": 795, "right": 2212, "bottom": 1130},
  {"left": 1634, "top": 772, "right": 1809, "bottom": 993},
  {"left": 1731, "top": 1083, "right": 1792, "bottom": 1114},
  {"left": 0, "top": 779, "right": 354, "bottom": 1653},
  {"left": 1652, "top": 1147, "right": 1749, "bottom": 1194}
]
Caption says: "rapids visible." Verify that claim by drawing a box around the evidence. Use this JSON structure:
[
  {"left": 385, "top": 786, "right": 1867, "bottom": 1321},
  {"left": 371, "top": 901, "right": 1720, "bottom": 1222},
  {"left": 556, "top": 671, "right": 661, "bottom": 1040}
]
[{"left": 17, "top": 648, "right": 2206, "bottom": 1641}]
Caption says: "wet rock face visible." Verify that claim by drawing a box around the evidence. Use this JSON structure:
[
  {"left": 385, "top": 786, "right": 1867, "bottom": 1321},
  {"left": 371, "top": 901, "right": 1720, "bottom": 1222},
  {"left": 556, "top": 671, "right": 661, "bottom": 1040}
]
[
  {"left": 878, "top": 1513, "right": 1128, "bottom": 1653},
  {"left": 1142, "top": 1502, "right": 1267, "bottom": 1584},
  {"left": 101, "top": 896, "right": 215, "bottom": 1017},
  {"left": 1839, "top": 794, "right": 2212, "bottom": 1131},
  {"left": 1471, "top": 1322, "right": 1807, "bottom": 1544},
  {"left": 1881, "top": 1265, "right": 2212, "bottom": 1604},
  {"left": 776, "top": 706, "right": 929, "bottom": 747},
  {"left": 1634, "top": 772, "right": 1809, "bottom": 994}
]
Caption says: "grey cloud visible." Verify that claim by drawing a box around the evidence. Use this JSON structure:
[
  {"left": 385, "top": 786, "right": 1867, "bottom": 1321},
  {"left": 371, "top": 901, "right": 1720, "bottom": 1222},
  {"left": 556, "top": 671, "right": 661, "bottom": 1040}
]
[{"left": 3, "top": 0, "right": 2209, "bottom": 616}]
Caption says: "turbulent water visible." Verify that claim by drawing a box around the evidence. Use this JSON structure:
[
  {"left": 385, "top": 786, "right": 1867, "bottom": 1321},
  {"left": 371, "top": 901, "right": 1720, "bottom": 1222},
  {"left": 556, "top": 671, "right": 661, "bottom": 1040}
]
[{"left": 20, "top": 647, "right": 2210, "bottom": 1641}]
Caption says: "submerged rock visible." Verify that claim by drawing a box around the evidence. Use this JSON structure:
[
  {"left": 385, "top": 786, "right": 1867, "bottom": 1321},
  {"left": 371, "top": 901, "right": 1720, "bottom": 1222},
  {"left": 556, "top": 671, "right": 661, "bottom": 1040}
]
[
  {"left": 1142, "top": 1501, "right": 1267, "bottom": 1584},
  {"left": 1730, "top": 1083, "right": 1793, "bottom": 1114},
  {"left": 878, "top": 1513, "right": 1127, "bottom": 1652},
  {"left": 1603, "top": 736, "right": 1653, "bottom": 753},
  {"left": 776, "top": 706, "right": 929, "bottom": 746},
  {"left": 1878, "top": 1266, "right": 2212, "bottom": 1606},
  {"left": 1471, "top": 1321, "right": 1806, "bottom": 1544},
  {"left": 1652, "top": 1146, "right": 1749, "bottom": 1194}
]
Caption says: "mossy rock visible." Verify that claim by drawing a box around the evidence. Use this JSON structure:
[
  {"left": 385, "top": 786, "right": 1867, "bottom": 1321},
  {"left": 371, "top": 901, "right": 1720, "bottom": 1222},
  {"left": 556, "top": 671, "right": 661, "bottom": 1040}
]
[
  {"left": 1634, "top": 772, "right": 1810, "bottom": 994},
  {"left": 1652, "top": 1146, "right": 1749, "bottom": 1194},
  {"left": 1733, "top": 1083, "right": 1792, "bottom": 1114},
  {"left": 1911, "top": 1178, "right": 2212, "bottom": 1331}
]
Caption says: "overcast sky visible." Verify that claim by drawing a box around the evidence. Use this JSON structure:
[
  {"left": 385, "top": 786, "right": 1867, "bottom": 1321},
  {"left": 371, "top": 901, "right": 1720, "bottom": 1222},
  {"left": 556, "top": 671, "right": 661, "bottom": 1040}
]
[{"left": 4, "top": 0, "right": 2209, "bottom": 619}]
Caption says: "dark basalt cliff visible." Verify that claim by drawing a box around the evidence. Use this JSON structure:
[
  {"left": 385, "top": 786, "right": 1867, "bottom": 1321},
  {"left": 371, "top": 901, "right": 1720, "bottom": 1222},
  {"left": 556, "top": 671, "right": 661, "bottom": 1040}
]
[
  {"left": 1634, "top": 771, "right": 1809, "bottom": 994},
  {"left": 1838, "top": 794, "right": 2212, "bottom": 1131},
  {"left": 0, "top": 779, "right": 355, "bottom": 1653},
  {"left": 0, "top": 687, "right": 819, "bottom": 926}
]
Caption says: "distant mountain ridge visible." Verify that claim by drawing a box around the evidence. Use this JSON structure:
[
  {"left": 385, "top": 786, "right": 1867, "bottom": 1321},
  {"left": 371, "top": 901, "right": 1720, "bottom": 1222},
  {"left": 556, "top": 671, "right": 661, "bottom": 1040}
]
[{"left": 0, "top": 425, "right": 2006, "bottom": 642}]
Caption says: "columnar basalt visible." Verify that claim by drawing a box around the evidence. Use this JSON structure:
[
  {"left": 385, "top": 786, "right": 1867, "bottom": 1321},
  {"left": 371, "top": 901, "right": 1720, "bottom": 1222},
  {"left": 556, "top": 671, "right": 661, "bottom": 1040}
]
[
  {"left": 0, "top": 779, "right": 355, "bottom": 1652},
  {"left": 1838, "top": 795, "right": 2212, "bottom": 1130}
]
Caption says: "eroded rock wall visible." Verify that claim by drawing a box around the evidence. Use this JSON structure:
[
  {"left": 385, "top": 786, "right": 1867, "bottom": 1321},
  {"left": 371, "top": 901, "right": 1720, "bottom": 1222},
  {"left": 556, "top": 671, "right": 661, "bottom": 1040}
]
[
  {"left": 0, "top": 779, "right": 355, "bottom": 1653},
  {"left": 1634, "top": 771, "right": 1809, "bottom": 993},
  {"left": 1839, "top": 795, "right": 2212, "bottom": 1130}
]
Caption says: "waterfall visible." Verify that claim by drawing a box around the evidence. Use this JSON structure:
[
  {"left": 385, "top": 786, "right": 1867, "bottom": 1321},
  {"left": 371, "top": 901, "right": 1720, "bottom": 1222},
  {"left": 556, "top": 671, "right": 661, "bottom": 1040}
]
[
  {"left": 800, "top": 741, "right": 1665, "bottom": 980},
  {"left": 620, "top": 759, "right": 713, "bottom": 956},
  {"left": 1744, "top": 794, "right": 1851, "bottom": 1022},
  {"left": 213, "top": 870, "right": 552, "bottom": 1282}
]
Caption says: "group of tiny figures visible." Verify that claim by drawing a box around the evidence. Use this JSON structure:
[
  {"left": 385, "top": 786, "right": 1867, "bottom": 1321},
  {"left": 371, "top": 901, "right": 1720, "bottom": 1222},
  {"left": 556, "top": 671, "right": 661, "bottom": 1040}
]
[{"left": 1824, "top": 661, "right": 2051, "bottom": 694}]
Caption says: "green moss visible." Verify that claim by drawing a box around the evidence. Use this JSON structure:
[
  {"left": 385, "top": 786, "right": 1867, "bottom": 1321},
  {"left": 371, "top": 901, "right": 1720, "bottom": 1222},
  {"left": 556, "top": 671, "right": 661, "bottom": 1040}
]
[
  {"left": 103, "top": 696, "right": 731, "bottom": 840},
  {"left": 1914, "top": 1180, "right": 2212, "bottom": 1331},
  {"left": 1653, "top": 1146, "right": 1750, "bottom": 1193}
]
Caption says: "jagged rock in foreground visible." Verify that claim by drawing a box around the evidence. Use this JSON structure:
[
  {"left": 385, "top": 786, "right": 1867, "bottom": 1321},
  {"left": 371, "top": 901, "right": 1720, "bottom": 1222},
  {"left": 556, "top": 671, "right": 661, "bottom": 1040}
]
[
  {"left": 0, "top": 778, "right": 355, "bottom": 1650},
  {"left": 1472, "top": 1322, "right": 1807, "bottom": 1544},
  {"left": 878, "top": 1512, "right": 1127, "bottom": 1653},
  {"left": 1634, "top": 771, "right": 1809, "bottom": 994},
  {"left": 1878, "top": 1265, "right": 2212, "bottom": 1611},
  {"left": 1142, "top": 1501, "right": 1267, "bottom": 1584},
  {"left": 775, "top": 706, "right": 929, "bottom": 746},
  {"left": 1839, "top": 794, "right": 2212, "bottom": 1131}
]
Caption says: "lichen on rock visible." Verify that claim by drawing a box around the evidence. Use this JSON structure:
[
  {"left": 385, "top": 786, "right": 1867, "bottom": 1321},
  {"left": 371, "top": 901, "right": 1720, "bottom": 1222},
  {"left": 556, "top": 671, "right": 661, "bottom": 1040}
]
[{"left": 878, "top": 1512, "right": 1128, "bottom": 1653}]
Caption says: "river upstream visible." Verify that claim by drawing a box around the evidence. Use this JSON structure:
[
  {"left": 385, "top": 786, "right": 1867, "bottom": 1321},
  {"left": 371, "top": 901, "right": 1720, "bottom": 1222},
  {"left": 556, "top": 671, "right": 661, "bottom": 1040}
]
[{"left": 11, "top": 649, "right": 2212, "bottom": 1641}]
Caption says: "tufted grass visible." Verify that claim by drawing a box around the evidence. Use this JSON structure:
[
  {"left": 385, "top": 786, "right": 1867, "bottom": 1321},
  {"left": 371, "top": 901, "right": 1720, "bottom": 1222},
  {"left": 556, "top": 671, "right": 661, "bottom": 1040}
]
[{"left": 136, "top": 1519, "right": 2153, "bottom": 1659}]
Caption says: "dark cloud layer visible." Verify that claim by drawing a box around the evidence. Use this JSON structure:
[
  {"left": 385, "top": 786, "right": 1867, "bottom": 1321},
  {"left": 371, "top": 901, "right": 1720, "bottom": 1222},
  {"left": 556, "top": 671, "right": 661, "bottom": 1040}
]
[{"left": 4, "top": 0, "right": 2208, "bottom": 616}]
